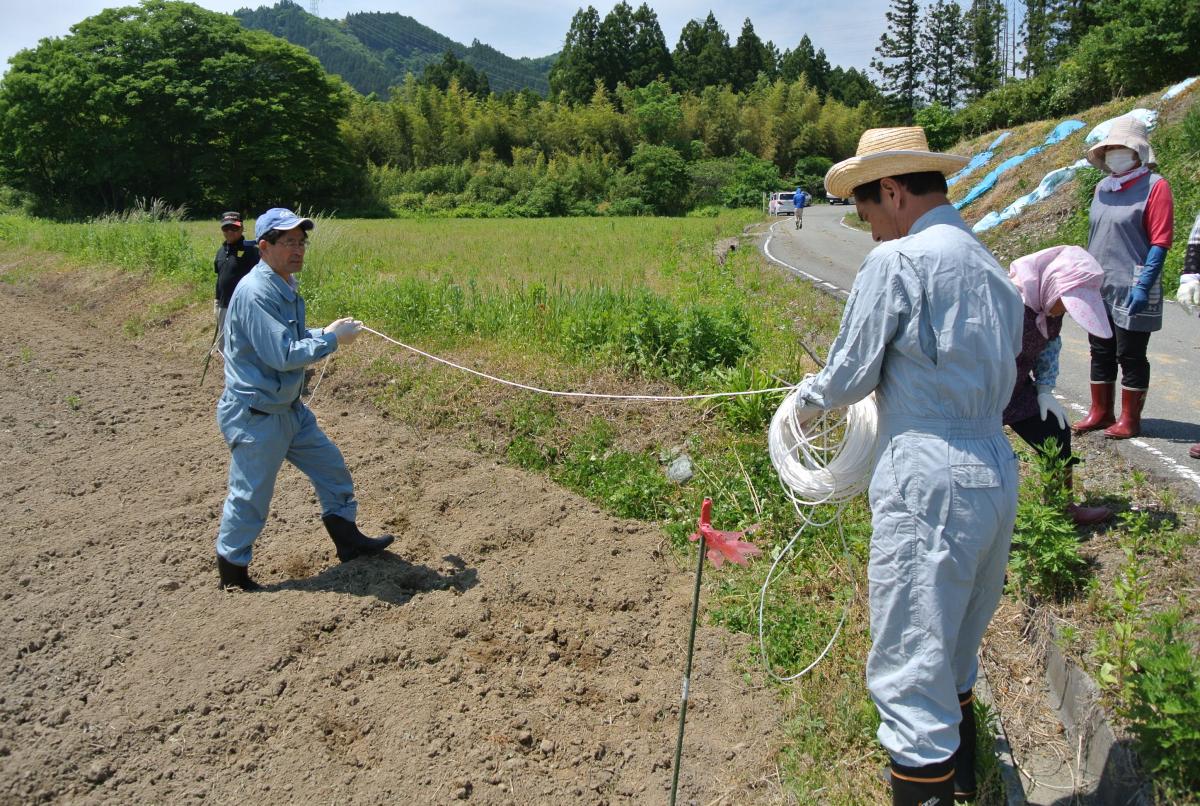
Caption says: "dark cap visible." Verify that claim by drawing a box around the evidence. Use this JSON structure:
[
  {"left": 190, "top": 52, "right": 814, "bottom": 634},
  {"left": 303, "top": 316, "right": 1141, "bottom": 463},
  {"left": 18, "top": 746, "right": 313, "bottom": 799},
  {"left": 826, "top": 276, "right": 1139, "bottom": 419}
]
[{"left": 220, "top": 211, "right": 243, "bottom": 229}]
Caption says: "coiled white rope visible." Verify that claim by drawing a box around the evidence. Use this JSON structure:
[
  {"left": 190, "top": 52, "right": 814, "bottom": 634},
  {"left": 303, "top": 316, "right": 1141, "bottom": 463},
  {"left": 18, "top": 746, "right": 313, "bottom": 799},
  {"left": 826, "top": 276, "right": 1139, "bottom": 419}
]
[{"left": 759, "top": 387, "right": 879, "bottom": 683}]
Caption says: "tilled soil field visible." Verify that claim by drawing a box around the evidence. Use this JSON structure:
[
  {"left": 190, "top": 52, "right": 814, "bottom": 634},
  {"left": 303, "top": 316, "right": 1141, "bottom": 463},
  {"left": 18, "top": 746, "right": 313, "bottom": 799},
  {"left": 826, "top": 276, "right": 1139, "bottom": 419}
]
[{"left": 0, "top": 255, "right": 785, "bottom": 805}]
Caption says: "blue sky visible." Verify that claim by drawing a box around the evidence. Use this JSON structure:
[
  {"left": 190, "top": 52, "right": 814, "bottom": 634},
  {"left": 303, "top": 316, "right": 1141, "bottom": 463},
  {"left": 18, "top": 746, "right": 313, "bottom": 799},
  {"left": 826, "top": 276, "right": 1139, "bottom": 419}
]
[{"left": 0, "top": 1, "right": 892, "bottom": 78}]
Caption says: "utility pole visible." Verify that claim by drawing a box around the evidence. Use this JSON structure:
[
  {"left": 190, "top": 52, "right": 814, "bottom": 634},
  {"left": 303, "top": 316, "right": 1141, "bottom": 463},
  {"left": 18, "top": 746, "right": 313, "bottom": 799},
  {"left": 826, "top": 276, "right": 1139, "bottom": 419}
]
[{"left": 308, "top": 0, "right": 320, "bottom": 16}]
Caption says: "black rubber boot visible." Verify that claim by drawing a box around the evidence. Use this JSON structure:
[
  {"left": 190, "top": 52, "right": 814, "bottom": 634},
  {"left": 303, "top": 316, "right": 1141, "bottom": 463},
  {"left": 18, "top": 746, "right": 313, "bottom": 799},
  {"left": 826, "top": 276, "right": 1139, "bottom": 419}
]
[
  {"left": 217, "top": 555, "right": 261, "bottom": 591},
  {"left": 890, "top": 759, "right": 955, "bottom": 806},
  {"left": 322, "top": 514, "right": 394, "bottom": 562},
  {"left": 953, "top": 690, "right": 977, "bottom": 802}
]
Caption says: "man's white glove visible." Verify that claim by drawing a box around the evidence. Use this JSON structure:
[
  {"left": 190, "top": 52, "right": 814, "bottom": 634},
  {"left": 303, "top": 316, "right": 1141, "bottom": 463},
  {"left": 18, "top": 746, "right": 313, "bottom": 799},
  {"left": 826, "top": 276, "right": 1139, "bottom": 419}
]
[
  {"left": 793, "top": 396, "right": 821, "bottom": 428},
  {"left": 1177, "top": 275, "right": 1200, "bottom": 313},
  {"left": 1036, "top": 385, "right": 1067, "bottom": 429},
  {"left": 326, "top": 317, "right": 363, "bottom": 347}
]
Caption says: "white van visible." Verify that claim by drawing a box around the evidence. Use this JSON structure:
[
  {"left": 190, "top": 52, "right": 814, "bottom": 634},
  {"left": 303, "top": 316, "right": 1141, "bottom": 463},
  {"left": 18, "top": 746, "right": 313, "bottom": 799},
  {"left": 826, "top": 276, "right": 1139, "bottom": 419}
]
[{"left": 767, "top": 191, "right": 796, "bottom": 215}]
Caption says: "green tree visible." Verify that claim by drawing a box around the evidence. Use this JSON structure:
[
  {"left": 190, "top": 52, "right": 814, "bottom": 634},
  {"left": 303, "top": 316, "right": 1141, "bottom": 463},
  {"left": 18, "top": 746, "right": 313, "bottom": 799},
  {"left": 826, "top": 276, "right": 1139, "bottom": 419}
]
[
  {"left": 1020, "top": 0, "right": 1057, "bottom": 78},
  {"left": 827, "top": 66, "right": 880, "bottom": 107},
  {"left": 1055, "top": 0, "right": 1099, "bottom": 51},
  {"left": 1072, "top": 0, "right": 1200, "bottom": 99},
  {"left": 627, "top": 4, "right": 673, "bottom": 88},
  {"left": 671, "top": 13, "right": 732, "bottom": 94},
  {"left": 922, "top": 0, "right": 968, "bottom": 107},
  {"left": 419, "top": 51, "right": 491, "bottom": 96},
  {"left": 620, "top": 80, "right": 683, "bottom": 146},
  {"left": 0, "top": 0, "right": 358, "bottom": 217},
  {"left": 731, "top": 19, "right": 771, "bottom": 92},
  {"left": 964, "top": 0, "right": 1005, "bottom": 98},
  {"left": 871, "top": 0, "right": 924, "bottom": 121},
  {"left": 626, "top": 143, "right": 688, "bottom": 214},
  {"left": 549, "top": 7, "right": 603, "bottom": 103},
  {"left": 597, "top": 2, "right": 636, "bottom": 92},
  {"left": 914, "top": 102, "right": 961, "bottom": 150},
  {"left": 780, "top": 35, "right": 831, "bottom": 98}
]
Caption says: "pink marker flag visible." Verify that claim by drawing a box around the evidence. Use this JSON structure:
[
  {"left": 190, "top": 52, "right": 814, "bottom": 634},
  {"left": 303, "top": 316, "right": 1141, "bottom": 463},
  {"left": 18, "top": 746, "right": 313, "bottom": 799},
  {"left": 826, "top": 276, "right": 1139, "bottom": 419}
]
[{"left": 689, "top": 498, "right": 761, "bottom": 567}]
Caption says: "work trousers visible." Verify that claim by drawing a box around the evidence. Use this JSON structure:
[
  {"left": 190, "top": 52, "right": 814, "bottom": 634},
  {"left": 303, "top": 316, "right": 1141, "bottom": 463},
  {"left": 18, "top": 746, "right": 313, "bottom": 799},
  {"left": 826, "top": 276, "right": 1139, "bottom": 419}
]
[
  {"left": 214, "top": 393, "right": 356, "bottom": 566},
  {"left": 866, "top": 415, "right": 1018, "bottom": 767},
  {"left": 1008, "top": 412, "right": 1076, "bottom": 466},
  {"left": 215, "top": 305, "right": 228, "bottom": 353},
  {"left": 1088, "top": 317, "right": 1151, "bottom": 389}
]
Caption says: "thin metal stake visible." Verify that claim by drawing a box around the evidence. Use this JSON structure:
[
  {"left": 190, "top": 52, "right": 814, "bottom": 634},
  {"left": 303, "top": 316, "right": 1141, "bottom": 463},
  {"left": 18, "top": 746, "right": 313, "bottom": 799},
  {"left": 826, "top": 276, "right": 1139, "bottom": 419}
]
[
  {"left": 669, "top": 530, "right": 706, "bottom": 806},
  {"left": 199, "top": 320, "right": 220, "bottom": 387}
]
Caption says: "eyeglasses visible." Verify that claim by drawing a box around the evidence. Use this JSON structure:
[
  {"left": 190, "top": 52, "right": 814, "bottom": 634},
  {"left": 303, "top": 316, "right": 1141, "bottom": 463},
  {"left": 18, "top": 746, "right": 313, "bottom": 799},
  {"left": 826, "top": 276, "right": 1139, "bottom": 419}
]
[{"left": 275, "top": 239, "right": 308, "bottom": 250}]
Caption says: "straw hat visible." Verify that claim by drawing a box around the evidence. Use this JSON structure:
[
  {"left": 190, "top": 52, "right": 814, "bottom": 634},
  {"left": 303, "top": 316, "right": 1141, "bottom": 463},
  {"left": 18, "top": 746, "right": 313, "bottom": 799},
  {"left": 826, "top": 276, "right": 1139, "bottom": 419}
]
[
  {"left": 825, "top": 127, "right": 968, "bottom": 199},
  {"left": 1086, "top": 115, "right": 1151, "bottom": 171}
]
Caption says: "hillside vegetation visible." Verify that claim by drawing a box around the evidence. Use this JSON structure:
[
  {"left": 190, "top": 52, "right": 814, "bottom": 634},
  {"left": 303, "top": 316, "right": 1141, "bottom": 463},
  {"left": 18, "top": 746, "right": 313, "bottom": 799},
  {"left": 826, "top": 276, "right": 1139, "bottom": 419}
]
[
  {"left": 947, "top": 78, "right": 1200, "bottom": 294},
  {"left": 235, "top": 0, "right": 553, "bottom": 96}
]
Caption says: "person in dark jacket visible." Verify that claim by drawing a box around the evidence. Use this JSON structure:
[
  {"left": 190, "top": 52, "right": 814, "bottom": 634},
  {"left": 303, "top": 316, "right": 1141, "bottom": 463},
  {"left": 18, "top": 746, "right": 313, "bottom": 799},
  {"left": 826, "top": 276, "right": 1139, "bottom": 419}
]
[{"left": 213, "top": 211, "right": 260, "bottom": 353}]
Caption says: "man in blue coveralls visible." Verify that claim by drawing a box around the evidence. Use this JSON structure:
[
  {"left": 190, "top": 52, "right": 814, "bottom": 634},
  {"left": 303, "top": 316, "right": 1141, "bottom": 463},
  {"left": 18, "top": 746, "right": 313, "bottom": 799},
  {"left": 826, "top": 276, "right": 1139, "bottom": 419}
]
[
  {"left": 213, "top": 207, "right": 394, "bottom": 591},
  {"left": 793, "top": 128, "right": 1023, "bottom": 804}
]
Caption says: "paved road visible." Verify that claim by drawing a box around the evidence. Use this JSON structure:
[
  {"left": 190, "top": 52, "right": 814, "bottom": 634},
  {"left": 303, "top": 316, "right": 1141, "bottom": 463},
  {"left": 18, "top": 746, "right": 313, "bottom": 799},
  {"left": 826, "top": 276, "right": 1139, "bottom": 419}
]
[{"left": 758, "top": 204, "right": 1200, "bottom": 498}]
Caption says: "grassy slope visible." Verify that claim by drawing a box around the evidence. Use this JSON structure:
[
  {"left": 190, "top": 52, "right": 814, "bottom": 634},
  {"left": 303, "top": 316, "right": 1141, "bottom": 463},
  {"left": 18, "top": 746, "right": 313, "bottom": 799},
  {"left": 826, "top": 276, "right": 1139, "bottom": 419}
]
[{"left": 948, "top": 79, "right": 1200, "bottom": 292}]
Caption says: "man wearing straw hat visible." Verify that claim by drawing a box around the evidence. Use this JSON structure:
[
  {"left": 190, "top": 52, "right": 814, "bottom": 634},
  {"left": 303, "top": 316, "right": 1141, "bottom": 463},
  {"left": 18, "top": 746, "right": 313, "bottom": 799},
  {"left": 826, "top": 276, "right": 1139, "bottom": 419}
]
[
  {"left": 791, "top": 128, "right": 1024, "bottom": 804},
  {"left": 1072, "top": 115, "right": 1174, "bottom": 440}
]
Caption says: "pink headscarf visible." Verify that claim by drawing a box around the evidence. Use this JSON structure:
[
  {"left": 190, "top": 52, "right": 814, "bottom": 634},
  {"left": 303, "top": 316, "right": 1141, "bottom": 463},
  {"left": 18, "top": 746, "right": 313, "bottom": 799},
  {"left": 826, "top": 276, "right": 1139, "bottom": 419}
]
[{"left": 1009, "top": 245, "right": 1113, "bottom": 340}]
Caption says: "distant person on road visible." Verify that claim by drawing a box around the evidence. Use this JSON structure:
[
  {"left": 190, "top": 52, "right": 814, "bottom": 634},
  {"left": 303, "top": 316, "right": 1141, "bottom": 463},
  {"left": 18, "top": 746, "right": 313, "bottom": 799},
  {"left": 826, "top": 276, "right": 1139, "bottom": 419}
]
[
  {"left": 213, "top": 207, "right": 394, "bottom": 591},
  {"left": 795, "top": 127, "right": 1023, "bottom": 805},
  {"left": 213, "top": 212, "right": 259, "bottom": 354},
  {"left": 793, "top": 186, "right": 809, "bottom": 230},
  {"left": 1179, "top": 211, "right": 1200, "bottom": 459},
  {"left": 1073, "top": 116, "right": 1174, "bottom": 440},
  {"left": 1006, "top": 245, "right": 1113, "bottom": 525}
]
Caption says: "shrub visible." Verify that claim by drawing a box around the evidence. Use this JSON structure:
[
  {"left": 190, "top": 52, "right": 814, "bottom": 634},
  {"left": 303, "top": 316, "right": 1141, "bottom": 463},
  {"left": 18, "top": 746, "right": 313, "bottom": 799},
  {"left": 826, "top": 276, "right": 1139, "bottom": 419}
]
[
  {"left": 790, "top": 155, "right": 833, "bottom": 198},
  {"left": 915, "top": 103, "right": 962, "bottom": 152},
  {"left": 1008, "top": 440, "right": 1090, "bottom": 600},
  {"left": 720, "top": 151, "right": 783, "bottom": 208},
  {"left": 1121, "top": 610, "right": 1200, "bottom": 799},
  {"left": 627, "top": 144, "right": 689, "bottom": 215}
]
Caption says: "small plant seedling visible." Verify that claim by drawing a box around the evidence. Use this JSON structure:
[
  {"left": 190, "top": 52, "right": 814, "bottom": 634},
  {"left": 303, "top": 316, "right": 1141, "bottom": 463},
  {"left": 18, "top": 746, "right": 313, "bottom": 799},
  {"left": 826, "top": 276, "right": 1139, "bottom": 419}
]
[{"left": 65, "top": 394, "right": 82, "bottom": 411}]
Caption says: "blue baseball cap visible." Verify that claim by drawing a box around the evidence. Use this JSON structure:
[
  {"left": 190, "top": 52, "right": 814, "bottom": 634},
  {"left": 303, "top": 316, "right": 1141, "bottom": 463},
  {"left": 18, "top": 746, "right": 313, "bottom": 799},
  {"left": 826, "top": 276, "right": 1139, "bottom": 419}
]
[{"left": 254, "top": 207, "right": 315, "bottom": 241}]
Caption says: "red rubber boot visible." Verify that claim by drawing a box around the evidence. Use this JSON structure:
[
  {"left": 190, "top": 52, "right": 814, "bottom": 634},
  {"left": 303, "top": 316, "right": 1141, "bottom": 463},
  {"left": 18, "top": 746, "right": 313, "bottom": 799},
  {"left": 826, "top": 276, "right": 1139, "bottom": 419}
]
[
  {"left": 1104, "top": 388, "right": 1147, "bottom": 440},
  {"left": 1072, "top": 382, "right": 1115, "bottom": 433}
]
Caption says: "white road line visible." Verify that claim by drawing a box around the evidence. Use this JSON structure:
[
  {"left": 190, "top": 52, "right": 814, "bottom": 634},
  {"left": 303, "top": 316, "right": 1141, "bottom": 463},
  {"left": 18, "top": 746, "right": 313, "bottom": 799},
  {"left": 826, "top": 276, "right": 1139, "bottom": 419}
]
[
  {"left": 761, "top": 220, "right": 850, "bottom": 299},
  {"left": 1055, "top": 394, "right": 1200, "bottom": 493}
]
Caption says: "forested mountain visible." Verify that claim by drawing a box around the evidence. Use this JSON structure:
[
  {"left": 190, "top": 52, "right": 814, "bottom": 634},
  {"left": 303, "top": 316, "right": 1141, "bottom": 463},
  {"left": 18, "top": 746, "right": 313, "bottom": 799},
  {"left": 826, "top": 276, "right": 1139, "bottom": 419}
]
[{"left": 234, "top": 0, "right": 554, "bottom": 97}]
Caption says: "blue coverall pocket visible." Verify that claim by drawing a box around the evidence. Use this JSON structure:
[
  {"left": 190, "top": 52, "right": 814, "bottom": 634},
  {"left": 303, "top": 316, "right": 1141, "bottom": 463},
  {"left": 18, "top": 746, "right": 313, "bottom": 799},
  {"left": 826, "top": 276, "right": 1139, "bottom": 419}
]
[
  {"left": 219, "top": 406, "right": 265, "bottom": 448},
  {"left": 949, "top": 463, "right": 1002, "bottom": 548}
]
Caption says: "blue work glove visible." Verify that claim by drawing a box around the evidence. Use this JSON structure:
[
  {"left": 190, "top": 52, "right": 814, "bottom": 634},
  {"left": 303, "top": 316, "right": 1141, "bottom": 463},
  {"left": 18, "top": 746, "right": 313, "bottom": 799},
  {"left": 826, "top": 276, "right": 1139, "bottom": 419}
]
[
  {"left": 1125, "top": 246, "right": 1167, "bottom": 315},
  {"left": 1126, "top": 284, "right": 1150, "bottom": 315}
]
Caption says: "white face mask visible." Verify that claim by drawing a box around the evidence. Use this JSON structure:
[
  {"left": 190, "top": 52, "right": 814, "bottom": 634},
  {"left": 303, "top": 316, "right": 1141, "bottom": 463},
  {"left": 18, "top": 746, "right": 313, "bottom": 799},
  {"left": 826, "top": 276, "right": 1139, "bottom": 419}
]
[{"left": 1104, "top": 148, "right": 1140, "bottom": 175}]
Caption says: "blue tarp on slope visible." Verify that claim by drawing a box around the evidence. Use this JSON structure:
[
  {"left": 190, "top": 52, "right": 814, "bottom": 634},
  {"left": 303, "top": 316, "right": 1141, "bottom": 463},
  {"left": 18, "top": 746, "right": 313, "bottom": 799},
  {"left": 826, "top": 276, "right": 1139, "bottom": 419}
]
[
  {"left": 947, "top": 132, "right": 1010, "bottom": 187},
  {"left": 1085, "top": 109, "right": 1158, "bottom": 143},
  {"left": 1163, "top": 76, "right": 1198, "bottom": 100},
  {"left": 954, "top": 120, "right": 1084, "bottom": 209},
  {"left": 972, "top": 159, "right": 1090, "bottom": 233}
]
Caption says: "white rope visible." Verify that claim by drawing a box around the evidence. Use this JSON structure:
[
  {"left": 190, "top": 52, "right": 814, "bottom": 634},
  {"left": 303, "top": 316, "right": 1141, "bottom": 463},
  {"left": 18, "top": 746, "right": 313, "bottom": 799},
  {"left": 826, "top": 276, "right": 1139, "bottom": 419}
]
[
  {"left": 768, "top": 388, "right": 879, "bottom": 505},
  {"left": 361, "top": 325, "right": 792, "bottom": 402},
  {"left": 314, "top": 325, "right": 880, "bottom": 683},
  {"left": 758, "top": 388, "right": 879, "bottom": 683}
]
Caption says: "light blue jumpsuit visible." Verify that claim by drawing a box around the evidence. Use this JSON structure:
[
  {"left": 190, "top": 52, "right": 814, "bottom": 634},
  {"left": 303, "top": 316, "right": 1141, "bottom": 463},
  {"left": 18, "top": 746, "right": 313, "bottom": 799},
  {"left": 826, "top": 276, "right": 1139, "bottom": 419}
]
[
  {"left": 796, "top": 205, "right": 1024, "bottom": 767},
  {"left": 215, "top": 262, "right": 356, "bottom": 566}
]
